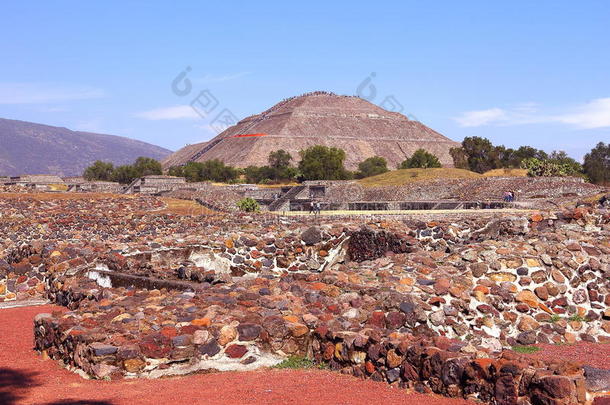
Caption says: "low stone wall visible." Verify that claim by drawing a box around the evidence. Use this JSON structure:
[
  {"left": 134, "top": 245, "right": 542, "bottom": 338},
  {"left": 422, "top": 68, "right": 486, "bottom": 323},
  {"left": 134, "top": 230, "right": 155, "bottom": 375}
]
[
  {"left": 0, "top": 244, "right": 46, "bottom": 302},
  {"left": 309, "top": 330, "right": 595, "bottom": 405}
]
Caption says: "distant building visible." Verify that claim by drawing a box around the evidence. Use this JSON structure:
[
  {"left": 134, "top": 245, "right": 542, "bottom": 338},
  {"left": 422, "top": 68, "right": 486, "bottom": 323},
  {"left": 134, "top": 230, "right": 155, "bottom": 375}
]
[
  {"left": 67, "top": 181, "right": 124, "bottom": 193},
  {"left": 4, "top": 174, "right": 65, "bottom": 190}
]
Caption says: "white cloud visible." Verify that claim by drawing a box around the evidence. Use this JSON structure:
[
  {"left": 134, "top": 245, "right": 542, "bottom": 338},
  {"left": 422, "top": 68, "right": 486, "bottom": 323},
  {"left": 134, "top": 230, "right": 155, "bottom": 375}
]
[
  {"left": 0, "top": 82, "right": 104, "bottom": 104},
  {"left": 135, "top": 105, "right": 200, "bottom": 120},
  {"left": 554, "top": 98, "right": 610, "bottom": 129},
  {"left": 454, "top": 108, "right": 508, "bottom": 127},
  {"left": 455, "top": 98, "right": 610, "bottom": 129}
]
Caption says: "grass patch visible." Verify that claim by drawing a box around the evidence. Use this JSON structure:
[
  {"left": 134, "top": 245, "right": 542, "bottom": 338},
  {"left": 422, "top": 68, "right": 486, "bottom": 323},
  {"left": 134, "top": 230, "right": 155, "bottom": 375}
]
[
  {"left": 273, "top": 356, "right": 327, "bottom": 370},
  {"left": 567, "top": 314, "right": 588, "bottom": 322},
  {"left": 357, "top": 168, "right": 482, "bottom": 187},
  {"left": 512, "top": 345, "right": 541, "bottom": 354},
  {"left": 548, "top": 314, "right": 562, "bottom": 323}
]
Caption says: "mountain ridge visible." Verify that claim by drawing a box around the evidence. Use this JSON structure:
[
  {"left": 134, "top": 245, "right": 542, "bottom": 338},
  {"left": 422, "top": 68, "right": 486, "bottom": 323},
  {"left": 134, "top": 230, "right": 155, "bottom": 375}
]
[{"left": 0, "top": 118, "right": 172, "bottom": 176}]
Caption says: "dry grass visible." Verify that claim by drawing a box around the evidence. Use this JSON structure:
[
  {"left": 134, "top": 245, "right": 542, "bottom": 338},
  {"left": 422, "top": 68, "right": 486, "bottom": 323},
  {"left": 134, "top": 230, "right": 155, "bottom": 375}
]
[
  {"left": 48, "top": 184, "right": 69, "bottom": 192},
  {"left": 358, "top": 168, "right": 482, "bottom": 187},
  {"left": 157, "top": 198, "right": 215, "bottom": 215},
  {"left": 483, "top": 168, "right": 528, "bottom": 177},
  {"left": 256, "top": 183, "right": 300, "bottom": 188}
]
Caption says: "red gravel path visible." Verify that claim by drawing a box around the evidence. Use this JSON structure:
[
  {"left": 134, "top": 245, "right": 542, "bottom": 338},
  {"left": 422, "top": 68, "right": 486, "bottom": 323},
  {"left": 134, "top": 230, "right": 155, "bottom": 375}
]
[{"left": 0, "top": 305, "right": 474, "bottom": 405}]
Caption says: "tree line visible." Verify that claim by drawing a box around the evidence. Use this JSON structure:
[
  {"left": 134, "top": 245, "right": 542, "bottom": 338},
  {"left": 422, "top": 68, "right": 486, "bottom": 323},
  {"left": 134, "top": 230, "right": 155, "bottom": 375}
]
[
  {"left": 83, "top": 141, "right": 609, "bottom": 185},
  {"left": 450, "top": 137, "right": 609, "bottom": 183},
  {"left": 83, "top": 157, "right": 162, "bottom": 184},
  {"left": 165, "top": 146, "right": 442, "bottom": 183}
]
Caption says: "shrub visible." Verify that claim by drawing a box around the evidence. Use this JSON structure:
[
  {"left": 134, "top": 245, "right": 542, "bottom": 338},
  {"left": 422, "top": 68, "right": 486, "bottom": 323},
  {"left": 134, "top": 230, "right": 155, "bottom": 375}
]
[
  {"left": 298, "top": 145, "right": 350, "bottom": 180},
  {"left": 521, "top": 158, "right": 579, "bottom": 177},
  {"left": 357, "top": 156, "right": 389, "bottom": 178},
  {"left": 400, "top": 149, "right": 441, "bottom": 169},
  {"left": 236, "top": 197, "right": 260, "bottom": 212}
]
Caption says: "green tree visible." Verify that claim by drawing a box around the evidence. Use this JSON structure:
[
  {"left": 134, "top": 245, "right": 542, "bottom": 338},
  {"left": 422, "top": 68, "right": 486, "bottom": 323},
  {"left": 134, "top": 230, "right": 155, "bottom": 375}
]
[
  {"left": 244, "top": 164, "right": 298, "bottom": 184},
  {"left": 83, "top": 161, "right": 115, "bottom": 181},
  {"left": 133, "top": 157, "right": 163, "bottom": 177},
  {"left": 112, "top": 165, "right": 138, "bottom": 184},
  {"left": 583, "top": 142, "right": 610, "bottom": 184},
  {"left": 167, "top": 166, "right": 184, "bottom": 177},
  {"left": 181, "top": 162, "right": 203, "bottom": 182},
  {"left": 400, "top": 149, "right": 442, "bottom": 169},
  {"left": 449, "top": 147, "right": 469, "bottom": 169},
  {"left": 298, "top": 145, "right": 350, "bottom": 180},
  {"left": 357, "top": 156, "right": 389, "bottom": 178},
  {"left": 512, "top": 146, "right": 548, "bottom": 166},
  {"left": 244, "top": 166, "right": 263, "bottom": 183},
  {"left": 452, "top": 137, "right": 501, "bottom": 173},
  {"left": 495, "top": 146, "right": 515, "bottom": 168},
  {"left": 268, "top": 150, "right": 292, "bottom": 169},
  {"left": 198, "top": 159, "right": 239, "bottom": 182}
]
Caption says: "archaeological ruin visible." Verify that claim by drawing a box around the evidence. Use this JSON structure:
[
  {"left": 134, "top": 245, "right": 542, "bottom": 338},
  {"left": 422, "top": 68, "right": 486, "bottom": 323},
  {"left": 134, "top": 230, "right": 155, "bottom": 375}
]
[{"left": 0, "top": 182, "right": 609, "bottom": 404}]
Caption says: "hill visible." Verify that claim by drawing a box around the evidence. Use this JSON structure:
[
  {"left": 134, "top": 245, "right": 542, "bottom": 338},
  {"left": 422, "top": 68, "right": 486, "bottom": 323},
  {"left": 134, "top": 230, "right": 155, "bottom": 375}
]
[
  {"left": 163, "top": 91, "right": 459, "bottom": 170},
  {"left": 0, "top": 118, "right": 171, "bottom": 176},
  {"left": 357, "top": 168, "right": 482, "bottom": 187}
]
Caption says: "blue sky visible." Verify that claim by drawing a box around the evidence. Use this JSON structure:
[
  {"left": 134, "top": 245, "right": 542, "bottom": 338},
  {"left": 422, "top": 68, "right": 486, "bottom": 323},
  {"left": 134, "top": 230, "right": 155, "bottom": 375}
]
[{"left": 1, "top": 1, "right": 608, "bottom": 159}]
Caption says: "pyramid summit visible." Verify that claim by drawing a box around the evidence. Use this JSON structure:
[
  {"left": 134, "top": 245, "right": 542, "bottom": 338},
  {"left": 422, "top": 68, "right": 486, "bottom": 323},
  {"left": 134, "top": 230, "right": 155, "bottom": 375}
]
[{"left": 163, "top": 91, "right": 459, "bottom": 170}]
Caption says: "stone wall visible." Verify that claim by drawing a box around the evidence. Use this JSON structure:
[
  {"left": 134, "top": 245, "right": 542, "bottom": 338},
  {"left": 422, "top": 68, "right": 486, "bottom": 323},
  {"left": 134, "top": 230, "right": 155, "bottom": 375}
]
[
  {"left": 309, "top": 330, "right": 592, "bottom": 405},
  {"left": 0, "top": 244, "right": 46, "bottom": 302}
]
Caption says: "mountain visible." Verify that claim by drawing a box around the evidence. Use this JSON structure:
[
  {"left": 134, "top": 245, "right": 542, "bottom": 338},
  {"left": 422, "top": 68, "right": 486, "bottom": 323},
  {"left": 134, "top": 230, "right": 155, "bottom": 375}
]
[
  {"left": 0, "top": 118, "right": 172, "bottom": 176},
  {"left": 163, "top": 91, "right": 459, "bottom": 170}
]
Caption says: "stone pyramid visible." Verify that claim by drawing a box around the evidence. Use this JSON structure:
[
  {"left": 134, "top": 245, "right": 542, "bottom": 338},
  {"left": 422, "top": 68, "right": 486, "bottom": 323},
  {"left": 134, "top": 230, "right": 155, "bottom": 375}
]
[{"left": 163, "top": 92, "right": 459, "bottom": 170}]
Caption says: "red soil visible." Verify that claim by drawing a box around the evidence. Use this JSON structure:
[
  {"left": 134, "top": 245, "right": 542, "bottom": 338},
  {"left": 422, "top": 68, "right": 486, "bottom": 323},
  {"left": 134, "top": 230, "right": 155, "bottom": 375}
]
[
  {"left": 523, "top": 343, "right": 610, "bottom": 369},
  {"left": 0, "top": 305, "right": 474, "bottom": 405}
]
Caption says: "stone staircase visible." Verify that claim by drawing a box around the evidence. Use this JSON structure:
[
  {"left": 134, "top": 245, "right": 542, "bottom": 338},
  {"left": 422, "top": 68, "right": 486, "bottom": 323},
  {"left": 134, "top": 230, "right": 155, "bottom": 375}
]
[
  {"left": 268, "top": 185, "right": 306, "bottom": 211},
  {"left": 187, "top": 137, "right": 225, "bottom": 162}
]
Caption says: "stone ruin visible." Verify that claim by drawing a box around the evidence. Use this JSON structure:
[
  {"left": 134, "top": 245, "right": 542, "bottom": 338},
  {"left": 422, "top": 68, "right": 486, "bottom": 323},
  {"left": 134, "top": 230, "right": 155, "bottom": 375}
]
[
  {"left": 2, "top": 174, "right": 65, "bottom": 191},
  {"left": 1, "top": 191, "right": 608, "bottom": 404},
  {"left": 201, "top": 176, "right": 605, "bottom": 212},
  {"left": 122, "top": 175, "right": 188, "bottom": 194}
]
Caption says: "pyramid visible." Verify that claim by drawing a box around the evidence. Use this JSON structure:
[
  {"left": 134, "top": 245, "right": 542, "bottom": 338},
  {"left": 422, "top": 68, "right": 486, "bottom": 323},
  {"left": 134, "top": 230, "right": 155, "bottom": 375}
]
[{"left": 163, "top": 92, "right": 459, "bottom": 170}]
